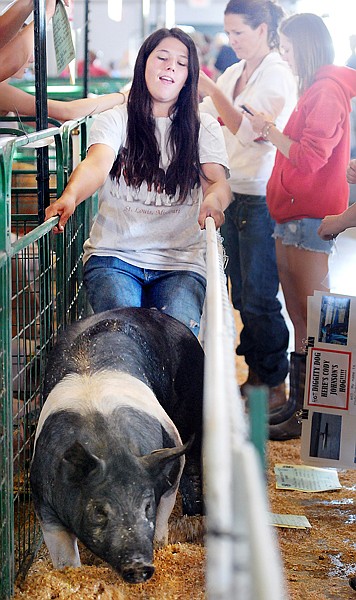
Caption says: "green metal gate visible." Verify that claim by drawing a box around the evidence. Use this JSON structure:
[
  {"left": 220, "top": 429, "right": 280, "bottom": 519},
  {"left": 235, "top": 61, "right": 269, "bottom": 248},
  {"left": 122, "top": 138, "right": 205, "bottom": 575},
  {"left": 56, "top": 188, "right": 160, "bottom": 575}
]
[{"left": 0, "top": 117, "right": 97, "bottom": 599}]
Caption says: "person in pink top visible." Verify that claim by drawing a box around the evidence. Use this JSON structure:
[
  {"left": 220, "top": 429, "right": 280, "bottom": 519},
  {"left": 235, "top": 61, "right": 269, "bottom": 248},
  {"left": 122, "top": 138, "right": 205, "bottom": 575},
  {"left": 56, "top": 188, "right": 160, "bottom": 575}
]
[
  {"left": 77, "top": 51, "right": 110, "bottom": 77},
  {"left": 244, "top": 13, "right": 356, "bottom": 440}
]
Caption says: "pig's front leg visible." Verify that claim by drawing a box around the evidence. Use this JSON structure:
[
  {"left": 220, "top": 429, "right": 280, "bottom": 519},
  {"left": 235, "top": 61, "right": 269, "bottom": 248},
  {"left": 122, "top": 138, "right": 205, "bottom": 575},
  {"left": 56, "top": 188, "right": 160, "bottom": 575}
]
[
  {"left": 41, "top": 523, "right": 81, "bottom": 569},
  {"left": 154, "top": 487, "right": 179, "bottom": 547}
]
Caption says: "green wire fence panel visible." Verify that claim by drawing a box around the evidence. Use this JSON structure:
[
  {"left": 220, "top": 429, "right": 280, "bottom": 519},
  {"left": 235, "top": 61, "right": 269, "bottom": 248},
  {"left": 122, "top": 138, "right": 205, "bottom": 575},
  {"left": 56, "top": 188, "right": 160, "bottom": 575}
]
[
  {"left": 1, "top": 137, "right": 17, "bottom": 600},
  {"left": 0, "top": 248, "right": 14, "bottom": 600},
  {"left": 0, "top": 118, "right": 98, "bottom": 599},
  {"left": 55, "top": 116, "right": 97, "bottom": 330},
  {"left": 11, "top": 223, "right": 57, "bottom": 594}
]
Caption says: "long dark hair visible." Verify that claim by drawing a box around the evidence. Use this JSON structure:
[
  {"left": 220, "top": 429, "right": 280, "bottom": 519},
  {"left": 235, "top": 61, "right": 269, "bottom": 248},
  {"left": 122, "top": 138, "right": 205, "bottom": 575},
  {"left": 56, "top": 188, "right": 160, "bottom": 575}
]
[
  {"left": 111, "top": 28, "right": 202, "bottom": 203},
  {"left": 224, "top": 0, "right": 284, "bottom": 49},
  {"left": 280, "top": 13, "right": 335, "bottom": 95}
]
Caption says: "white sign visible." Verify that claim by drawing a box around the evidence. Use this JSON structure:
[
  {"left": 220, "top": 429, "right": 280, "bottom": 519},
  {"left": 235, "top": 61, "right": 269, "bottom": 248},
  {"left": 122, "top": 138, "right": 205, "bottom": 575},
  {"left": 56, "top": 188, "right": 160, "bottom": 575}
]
[
  {"left": 52, "top": 0, "right": 75, "bottom": 75},
  {"left": 301, "top": 291, "right": 356, "bottom": 469}
]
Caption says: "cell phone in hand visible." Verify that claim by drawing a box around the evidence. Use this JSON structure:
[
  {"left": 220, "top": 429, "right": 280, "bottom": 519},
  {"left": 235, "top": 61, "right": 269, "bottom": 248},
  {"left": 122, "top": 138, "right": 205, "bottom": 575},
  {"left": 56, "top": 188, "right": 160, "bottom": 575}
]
[{"left": 240, "top": 104, "right": 254, "bottom": 116}]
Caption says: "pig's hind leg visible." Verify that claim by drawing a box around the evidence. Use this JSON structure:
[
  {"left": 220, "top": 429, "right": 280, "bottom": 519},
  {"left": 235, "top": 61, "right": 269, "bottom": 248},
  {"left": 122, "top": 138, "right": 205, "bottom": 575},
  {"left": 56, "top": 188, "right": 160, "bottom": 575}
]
[{"left": 41, "top": 523, "right": 81, "bottom": 569}]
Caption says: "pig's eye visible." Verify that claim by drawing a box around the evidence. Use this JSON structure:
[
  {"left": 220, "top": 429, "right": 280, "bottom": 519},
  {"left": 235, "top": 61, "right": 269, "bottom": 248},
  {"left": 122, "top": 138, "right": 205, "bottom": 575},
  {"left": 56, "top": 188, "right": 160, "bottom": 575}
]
[
  {"left": 88, "top": 503, "right": 109, "bottom": 524},
  {"left": 145, "top": 499, "right": 154, "bottom": 520}
]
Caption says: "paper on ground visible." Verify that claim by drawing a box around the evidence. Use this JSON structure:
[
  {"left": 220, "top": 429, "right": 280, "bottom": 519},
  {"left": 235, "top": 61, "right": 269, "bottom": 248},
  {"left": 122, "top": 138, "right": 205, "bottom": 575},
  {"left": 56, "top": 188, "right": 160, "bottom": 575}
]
[
  {"left": 274, "top": 463, "right": 341, "bottom": 492},
  {"left": 269, "top": 513, "right": 312, "bottom": 529}
]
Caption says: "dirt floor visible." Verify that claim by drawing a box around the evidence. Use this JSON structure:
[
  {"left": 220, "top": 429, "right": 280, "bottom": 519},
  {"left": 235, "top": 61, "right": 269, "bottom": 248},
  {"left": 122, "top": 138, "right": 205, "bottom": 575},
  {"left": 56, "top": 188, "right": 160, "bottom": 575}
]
[
  {"left": 12, "top": 314, "right": 356, "bottom": 599},
  {"left": 12, "top": 438, "right": 356, "bottom": 600},
  {"left": 268, "top": 439, "right": 356, "bottom": 600}
]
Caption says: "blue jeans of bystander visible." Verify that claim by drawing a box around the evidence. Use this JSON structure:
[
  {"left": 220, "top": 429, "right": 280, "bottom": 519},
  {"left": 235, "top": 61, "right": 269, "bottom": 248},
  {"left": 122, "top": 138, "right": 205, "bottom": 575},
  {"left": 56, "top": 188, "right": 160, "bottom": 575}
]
[
  {"left": 83, "top": 255, "right": 206, "bottom": 337},
  {"left": 221, "top": 192, "right": 289, "bottom": 386}
]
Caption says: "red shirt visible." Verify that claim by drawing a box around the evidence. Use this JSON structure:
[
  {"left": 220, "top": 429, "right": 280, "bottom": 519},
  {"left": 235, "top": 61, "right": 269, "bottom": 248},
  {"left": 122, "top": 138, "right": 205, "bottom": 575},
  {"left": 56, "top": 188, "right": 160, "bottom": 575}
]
[{"left": 267, "top": 65, "right": 356, "bottom": 223}]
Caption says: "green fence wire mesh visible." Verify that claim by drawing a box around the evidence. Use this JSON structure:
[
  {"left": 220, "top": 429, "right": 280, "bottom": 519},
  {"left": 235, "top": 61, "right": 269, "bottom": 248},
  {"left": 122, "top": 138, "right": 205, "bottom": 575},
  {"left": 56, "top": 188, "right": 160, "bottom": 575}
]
[{"left": 0, "top": 117, "right": 97, "bottom": 599}]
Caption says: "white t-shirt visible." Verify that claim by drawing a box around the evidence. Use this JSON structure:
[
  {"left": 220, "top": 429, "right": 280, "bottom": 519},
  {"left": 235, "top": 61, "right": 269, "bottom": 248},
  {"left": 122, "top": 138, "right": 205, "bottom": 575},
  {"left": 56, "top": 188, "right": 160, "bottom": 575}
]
[
  {"left": 83, "top": 106, "right": 229, "bottom": 278},
  {"left": 200, "top": 52, "right": 297, "bottom": 195}
]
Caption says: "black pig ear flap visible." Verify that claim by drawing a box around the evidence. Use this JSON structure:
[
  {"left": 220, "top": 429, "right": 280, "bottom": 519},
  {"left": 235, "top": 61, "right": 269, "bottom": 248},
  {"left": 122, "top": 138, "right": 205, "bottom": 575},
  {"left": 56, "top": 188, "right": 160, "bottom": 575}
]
[{"left": 62, "top": 440, "right": 105, "bottom": 482}]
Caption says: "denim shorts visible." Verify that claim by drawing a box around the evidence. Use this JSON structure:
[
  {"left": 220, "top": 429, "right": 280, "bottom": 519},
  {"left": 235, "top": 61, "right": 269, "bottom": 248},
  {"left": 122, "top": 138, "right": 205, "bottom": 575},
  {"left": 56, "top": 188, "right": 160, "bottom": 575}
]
[{"left": 273, "top": 218, "right": 333, "bottom": 254}]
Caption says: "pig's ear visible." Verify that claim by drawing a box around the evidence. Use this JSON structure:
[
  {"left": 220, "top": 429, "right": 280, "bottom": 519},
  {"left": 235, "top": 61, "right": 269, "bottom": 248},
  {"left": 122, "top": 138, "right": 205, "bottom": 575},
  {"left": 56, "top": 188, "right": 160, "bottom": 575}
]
[
  {"left": 62, "top": 440, "right": 105, "bottom": 483},
  {"left": 141, "top": 438, "right": 193, "bottom": 481}
]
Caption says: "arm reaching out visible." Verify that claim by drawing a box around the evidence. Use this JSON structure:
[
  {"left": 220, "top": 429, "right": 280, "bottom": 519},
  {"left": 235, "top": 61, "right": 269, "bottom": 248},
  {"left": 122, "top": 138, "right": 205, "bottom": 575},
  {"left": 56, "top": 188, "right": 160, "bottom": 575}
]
[
  {"left": 45, "top": 143, "right": 116, "bottom": 233},
  {"left": 198, "top": 69, "right": 243, "bottom": 135},
  {"left": 317, "top": 210, "right": 356, "bottom": 240},
  {"left": 0, "top": 81, "right": 126, "bottom": 120},
  {"left": 47, "top": 92, "right": 126, "bottom": 121},
  {"left": 318, "top": 159, "right": 356, "bottom": 240},
  {"left": 198, "top": 162, "right": 231, "bottom": 229}
]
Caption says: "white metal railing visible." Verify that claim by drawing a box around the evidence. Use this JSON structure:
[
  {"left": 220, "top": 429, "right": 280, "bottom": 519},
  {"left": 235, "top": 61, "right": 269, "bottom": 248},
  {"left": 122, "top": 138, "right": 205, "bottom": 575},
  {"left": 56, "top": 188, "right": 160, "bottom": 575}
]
[{"left": 203, "top": 217, "right": 287, "bottom": 600}]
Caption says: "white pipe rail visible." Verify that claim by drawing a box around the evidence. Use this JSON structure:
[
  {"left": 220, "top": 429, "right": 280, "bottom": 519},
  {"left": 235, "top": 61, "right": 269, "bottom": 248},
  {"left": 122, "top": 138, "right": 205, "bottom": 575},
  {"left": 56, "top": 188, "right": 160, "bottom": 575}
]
[{"left": 203, "top": 217, "right": 287, "bottom": 600}]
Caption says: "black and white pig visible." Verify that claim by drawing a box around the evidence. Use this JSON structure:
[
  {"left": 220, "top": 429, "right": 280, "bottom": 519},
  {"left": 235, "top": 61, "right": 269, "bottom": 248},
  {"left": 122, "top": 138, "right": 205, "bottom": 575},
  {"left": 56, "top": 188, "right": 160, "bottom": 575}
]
[{"left": 30, "top": 307, "right": 204, "bottom": 584}]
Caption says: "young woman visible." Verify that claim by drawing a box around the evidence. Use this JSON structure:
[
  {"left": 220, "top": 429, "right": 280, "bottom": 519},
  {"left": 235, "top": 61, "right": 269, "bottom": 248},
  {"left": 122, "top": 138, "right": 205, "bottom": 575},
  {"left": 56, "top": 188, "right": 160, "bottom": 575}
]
[
  {"left": 45, "top": 28, "right": 231, "bottom": 337},
  {"left": 245, "top": 13, "right": 356, "bottom": 439},
  {"left": 198, "top": 0, "right": 297, "bottom": 408}
]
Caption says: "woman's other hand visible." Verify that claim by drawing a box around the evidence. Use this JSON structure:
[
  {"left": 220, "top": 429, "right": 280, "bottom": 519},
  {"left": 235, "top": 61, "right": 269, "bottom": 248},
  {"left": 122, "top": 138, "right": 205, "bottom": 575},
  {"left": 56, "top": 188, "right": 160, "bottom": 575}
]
[
  {"left": 346, "top": 159, "right": 356, "bottom": 184},
  {"left": 198, "top": 69, "right": 217, "bottom": 98},
  {"left": 317, "top": 215, "right": 344, "bottom": 240}
]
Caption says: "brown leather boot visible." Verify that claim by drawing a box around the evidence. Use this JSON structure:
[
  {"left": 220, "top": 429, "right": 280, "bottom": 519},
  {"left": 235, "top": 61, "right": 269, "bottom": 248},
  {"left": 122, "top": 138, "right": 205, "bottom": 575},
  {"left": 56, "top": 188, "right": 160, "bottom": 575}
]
[
  {"left": 241, "top": 371, "right": 287, "bottom": 411},
  {"left": 268, "top": 382, "right": 287, "bottom": 411},
  {"left": 269, "top": 352, "right": 307, "bottom": 441},
  {"left": 269, "top": 353, "right": 306, "bottom": 425},
  {"left": 240, "top": 370, "right": 262, "bottom": 397},
  {"left": 268, "top": 409, "right": 302, "bottom": 441}
]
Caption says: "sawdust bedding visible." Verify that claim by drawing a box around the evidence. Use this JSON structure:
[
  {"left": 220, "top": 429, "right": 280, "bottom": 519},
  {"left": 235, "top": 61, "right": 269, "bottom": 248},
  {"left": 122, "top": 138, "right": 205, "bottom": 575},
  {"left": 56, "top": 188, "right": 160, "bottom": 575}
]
[
  {"left": 13, "top": 437, "right": 356, "bottom": 600},
  {"left": 12, "top": 312, "right": 356, "bottom": 599},
  {"left": 268, "top": 439, "right": 356, "bottom": 600},
  {"left": 13, "top": 516, "right": 206, "bottom": 600}
]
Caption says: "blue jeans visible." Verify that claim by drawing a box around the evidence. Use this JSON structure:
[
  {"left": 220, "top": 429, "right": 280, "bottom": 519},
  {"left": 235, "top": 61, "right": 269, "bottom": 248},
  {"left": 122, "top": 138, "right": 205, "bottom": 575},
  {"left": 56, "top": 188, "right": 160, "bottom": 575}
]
[
  {"left": 83, "top": 255, "right": 206, "bottom": 337},
  {"left": 221, "top": 193, "right": 289, "bottom": 386}
]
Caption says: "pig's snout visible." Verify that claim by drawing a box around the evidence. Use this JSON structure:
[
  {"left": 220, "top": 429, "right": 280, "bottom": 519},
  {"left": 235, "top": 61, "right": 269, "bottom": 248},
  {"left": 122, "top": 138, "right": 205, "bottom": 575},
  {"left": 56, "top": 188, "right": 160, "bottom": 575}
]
[{"left": 122, "top": 561, "right": 155, "bottom": 584}]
